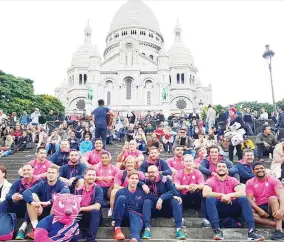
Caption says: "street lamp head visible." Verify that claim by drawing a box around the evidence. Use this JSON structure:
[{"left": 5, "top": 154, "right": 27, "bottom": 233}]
[{"left": 262, "top": 44, "right": 275, "bottom": 66}]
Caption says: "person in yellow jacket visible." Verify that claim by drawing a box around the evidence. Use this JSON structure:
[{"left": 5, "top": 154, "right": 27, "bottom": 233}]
[{"left": 241, "top": 135, "right": 255, "bottom": 151}]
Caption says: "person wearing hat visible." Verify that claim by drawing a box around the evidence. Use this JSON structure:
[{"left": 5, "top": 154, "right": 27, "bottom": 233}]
[
  {"left": 227, "top": 107, "right": 246, "bottom": 162},
  {"left": 241, "top": 135, "right": 255, "bottom": 152}
]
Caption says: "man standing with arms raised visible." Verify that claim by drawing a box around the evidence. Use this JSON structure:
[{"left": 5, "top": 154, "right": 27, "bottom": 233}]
[{"left": 92, "top": 99, "right": 115, "bottom": 148}]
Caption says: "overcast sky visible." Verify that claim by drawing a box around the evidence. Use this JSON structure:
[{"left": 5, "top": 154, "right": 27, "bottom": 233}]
[{"left": 0, "top": 0, "right": 283, "bottom": 106}]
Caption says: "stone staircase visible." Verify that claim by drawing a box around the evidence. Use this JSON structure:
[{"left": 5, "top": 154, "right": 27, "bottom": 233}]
[{"left": 0, "top": 141, "right": 276, "bottom": 241}]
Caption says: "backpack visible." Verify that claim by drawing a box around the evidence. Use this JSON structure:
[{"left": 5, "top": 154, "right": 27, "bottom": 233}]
[
  {"left": 219, "top": 217, "right": 244, "bottom": 228},
  {"left": 0, "top": 213, "right": 17, "bottom": 241}
]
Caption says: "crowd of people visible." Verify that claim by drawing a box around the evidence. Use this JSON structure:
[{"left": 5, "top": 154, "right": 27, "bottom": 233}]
[{"left": 0, "top": 100, "right": 284, "bottom": 241}]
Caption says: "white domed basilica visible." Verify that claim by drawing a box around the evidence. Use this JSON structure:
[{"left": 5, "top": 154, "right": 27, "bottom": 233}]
[{"left": 55, "top": 0, "right": 212, "bottom": 114}]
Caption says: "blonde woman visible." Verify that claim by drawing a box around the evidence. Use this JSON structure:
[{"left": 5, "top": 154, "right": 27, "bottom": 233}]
[
  {"left": 0, "top": 135, "right": 15, "bottom": 157},
  {"left": 135, "top": 128, "right": 147, "bottom": 152}
]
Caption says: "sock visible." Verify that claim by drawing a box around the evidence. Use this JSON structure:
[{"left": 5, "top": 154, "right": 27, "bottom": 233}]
[
  {"left": 176, "top": 228, "right": 181, "bottom": 232},
  {"left": 31, "top": 220, "right": 38, "bottom": 229},
  {"left": 249, "top": 228, "right": 254, "bottom": 233},
  {"left": 115, "top": 227, "right": 120, "bottom": 230},
  {"left": 19, "top": 222, "right": 28, "bottom": 231},
  {"left": 145, "top": 228, "right": 150, "bottom": 231}
]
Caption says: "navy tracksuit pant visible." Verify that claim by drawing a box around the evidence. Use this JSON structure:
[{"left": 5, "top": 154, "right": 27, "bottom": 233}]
[
  {"left": 114, "top": 195, "right": 143, "bottom": 242},
  {"left": 205, "top": 196, "right": 255, "bottom": 229},
  {"left": 79, "top": 210, "right": 101, "bottom": 242},
  {"left": 142, "top": 197, "right": 183, "bottom": 228},
  {"left": 181, "top": 191, "right": 207, "bottom": 219},
  {"left": 0, "top": 200, "right": 29, "bottom": 221}
]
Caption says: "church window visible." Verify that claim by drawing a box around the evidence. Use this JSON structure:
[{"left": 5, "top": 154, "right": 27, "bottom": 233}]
[
  {"left": 181, "top": 73, "right": 185, "bottom": 84},
  {"left": 147, "top": 91, "right": 151, "bottom": 105},
  {"left": 192, "top": 76, "right": 195, "bottom": 85},
  {"left": 169, "top": 75, "right": 172, "bottom": 85},
  {"left": 190, "top": 74, "right": 192, "bottom": 85},
  {"left": 142, "top": 53, "right": 145, "bottom": 56},
  {"left": 177, "top": 73, "right": 180, "bottom": 84},
  {"left": 79, "top": 74, "right": 82, "bottom": 84},
  {"left": 84, "top": 74, "right": 87, "bottom": 84},
  {"left": 149, "top": 55, "right": 153, "bottom": 60},
  {"left": 107, "top": 92, "right": 111, "bottom": 105},
  {"left": 126, "top": 80, "right": 132, "bottom": 100}
]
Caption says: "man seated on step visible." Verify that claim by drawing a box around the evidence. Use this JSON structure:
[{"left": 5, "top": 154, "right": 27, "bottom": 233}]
[
  {"left": 234, "top": 149, "right": 255, "bottom": 184},
  {"left": 94, "top": 151, "right": 119, "bottom": 209},
  {"left": 174, "top": 154, "right": 210, "bottom": 228},
  {"left": 199, "top": 145, "right": 239, "bottom": 180},
  {"left": 139, "top": 146, "right": 172, "bottom": 177},
  {"left": 116, "top": 140, "right": 144, "bottom": 169},
  {"left": 166, "top": 145, "right": 185, "bottom": 176},
  {"left": 74, "top": 167, "right": 103, "bottom": 242},
  {"left": 18, "top": 147, "right": 53, "bottom": 179},
  {"left": 246, "top": 162, "right": 284, "bottom": 240},
  {"left": 23, "top": 165, "right": 70, "bottom": 240},
  {"left": 113, "top": 170, "right": 146, "bottom": 242},
  {"left": 109, "top": 156, "right": 145, "bottom": 217},
  {"left": 203, "top": 161, "right": 264, "bottom": 241},
  {"left": 59, "top": 149, "right": 86, "bottom": 193},
  {"left": 141, "top": 165, "right": 187, "bottom": 240},
  {"left": 81, "top": 138, "right": 106, "bottom": 167},
  {"left": 0, "top": 163, "right": 40, "bottom": 240},
  {"left": 49, "top": 139, "right": 71, "bottom": 166}
]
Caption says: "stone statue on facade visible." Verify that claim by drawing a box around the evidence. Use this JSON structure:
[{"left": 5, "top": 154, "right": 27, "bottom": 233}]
[
  {"left": 162, "top": 86, "right": 168, "bottom": 102},
  {"left": 87, "top": 87, "right": 93, "bottom": 101}
]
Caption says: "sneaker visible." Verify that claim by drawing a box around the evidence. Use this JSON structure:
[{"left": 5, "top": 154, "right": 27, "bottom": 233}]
[
  {"left": 201, "top": 218, "right": 211, "bottom": 228},
  {"left": 130, "top": 239, "right": 138, "bottom": 242},
  {"left": 176, "top": 229, "right": 187, "bottom": 240},
  {"left": 248, "top": 229, "right": 264, "bottom": 241},
  {"left": 270, "top": 229, "right": 284, "bottom": 240},
  {"left": 111, "top": 220, "right": 115, "bottom": 227},
  {"left": 142, "top": 228, "right": 152, "bottom": 239},
  {"left": 25, "top": 229, "right": 35, "bottom": 240},
  {"left": 213, "top": 229, "right": 224, "bottom": 240},
  {"left": 15, "top": 230, "right": 25, "bottom": 240},
  {"left": 114, "top": 228, "right": 125, "bottom": 240},
  {"left": 108, "top": 208, "right": 112, "bottom": 217}
]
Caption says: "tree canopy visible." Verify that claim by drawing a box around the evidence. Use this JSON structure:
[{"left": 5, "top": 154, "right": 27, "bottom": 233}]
[{"left": 0, "top": 70, "right": 65, "bottom": 117}]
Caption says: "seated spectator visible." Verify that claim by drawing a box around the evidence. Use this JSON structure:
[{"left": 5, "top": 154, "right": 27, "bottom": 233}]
[
  {"left": 135, "top": 127, "right": 147, "bottom": 152},
  {"left": 113, "top": 171, "right": 145, "bottom": 241},
  {"left": 162, "top": 126, "right": 174, "bottom": 153},
  {"left": 0, "top": 163, "right": 40, "bottom": 240},
  {"left": 125, "top": 123, "right": 135, "bottom": 142},
  {"left": 45, "top": 129, "right": 61, "bottom": 154},
  {"left": 95, "top": 152, "right": 119, "bottom": 209},
  {"left": 81, "top": 139, "right": 106, "bottom": 167},
  {"left": 203, "top": 162, "right": 263, "bottom": 241},
  {"left": 173, "top": 128, "right": 195, "bottom": 157},
  {"left": 246, "top": 162, "right": 284, "bottom": 240},
  {"left": 49, "top": 140, "right": 71, "bottom": 166},
  {"left": 109, "top": 156, "right": 145, "bottom": 217},
  {"left": 19, "top": 111, "right": 30, "bottom": 127},
  {"left": 154, "top": 125, "right": 165, "bottom": 142},
  {"left": 255, "top": 125, "right": 277, "bottom": 161},
  {"left": 82, "top": 125, "right": 93, "bottom": 141},
  {"left": 74, "top": 167, "right": 103, "bottom": 241},
  {"left": 0, "top": 165, "right": 11, "bottom": 202},
  {"left": 68, "top": 131, "right": 80, "bottom": 150},
  {"left": 194, "top": 146, "right": 207, "bottom": 169},
  {"left": 0, "top": 135, "right": 15, "bottom": 157},
  {"left": 59, "top": 149, "right": 86, "bottom": 193},
  {"left": 19, "top": 147, "right": 52, "bottom": 179},
  {"left": 219, "top": 136, "right": 230, "bottom": 162},
  {"left": 167, "top": 146, "right": 184, "bottom": 176},
  {"left": 116, "top": 140, "right": 144, "bottom": 169},
  {"left": 23, "top": 165, "right": 69, "bottom": 239},
  {"left": 12, "top": 124, "right": 22, "bottom": 145},
  {"left": 141, "top": 165, "right": 186, "bottom": 240},
  {"left": 199, "top": 145, "right": 237, "bottom": 180},
  {"left": 106, "top": 126, "right": 114, "bottom": 145},
  {"left": 139, "top": 146, "right": 172, "bottom": 176},
  {"left": 15, "top": 130, "right": 32, "bottom": 151},
  {"left": 175, "top": 154, "right": 210, "bottom": 227},
  {"left": 144, "top": 123, "right": 154, "bottom": 135},
  {"left": 241, "top": 135, "right": 255, "bottom": 152},
  {"left": 146, "top": 133, "right": 161, "bottom": 153},
  {"left": 79, "top": 134, "right": 93, "bottom": 155},
  {"left": 234, "top": 149, "right": 255, "bottom": 184},
  {"left": 37, "top": 129, "right": 48, "bottom": 148},
  {"left": 271, "top": 141, "right": 284, "bottom": 178},
  {"left": 194, "top": 134, "right": 209, "bottom": 150}
]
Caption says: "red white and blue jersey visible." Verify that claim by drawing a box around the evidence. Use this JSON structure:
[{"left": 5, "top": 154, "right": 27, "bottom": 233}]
[{"left": 36, "top": 214, "right": 79, "bottom": 242}]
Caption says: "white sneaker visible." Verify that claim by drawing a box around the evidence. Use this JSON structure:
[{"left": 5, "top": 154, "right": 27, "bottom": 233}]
[{"left": 108, "top": 208, "right": 112, "bottom": 217}]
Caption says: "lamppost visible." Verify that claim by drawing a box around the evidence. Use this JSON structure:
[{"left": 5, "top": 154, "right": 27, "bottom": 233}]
[{"left": 262, "top": 44, "right": 276, "bottom": 113}]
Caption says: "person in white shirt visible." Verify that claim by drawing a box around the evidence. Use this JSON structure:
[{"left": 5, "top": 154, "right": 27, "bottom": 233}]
[
  {"left": 0, "top": 110, "right": 7, "bottom": 125},
  {"left": 0, "top": 165, "right": 12, "bottom": 203},
  {"left": 30, "top": 108, "right": 41, "bottom": 125},
  {"left": 259, "top": 107, "right": 269, "bottom": 120},
  {"left": 206, "top": 105, "right": 217, "bottom": 129}
]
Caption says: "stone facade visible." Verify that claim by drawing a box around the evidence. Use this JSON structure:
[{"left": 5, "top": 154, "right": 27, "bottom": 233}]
[{"left": 55, "top": 0, "right": 212, "bottom": 115}]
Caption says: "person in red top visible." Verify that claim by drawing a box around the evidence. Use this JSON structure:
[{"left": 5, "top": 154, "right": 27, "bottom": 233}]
[
  {"left": 174, "top": 154, "right": 209, "bottom": 227},
  {"left": 18, "top": 147, "right": 52, "bottom": 179},
  {"left": 153, "top": 125, "right": 165, "bottom": 142},
  {"left": 194, "top": 146, "right": 207, "bottom": 169},
  {"left": 116, "top": 140, "right": 144, "bottom": 169},
  {"left": 246, "top": 162, "right": 284, "bottom": 240},
  {"left": 81, "top": 139, "right": 106, "bottom": 167},
  {"left": 167, "top": 146, "right": 184, "bottom": 176},
  {"left": 12, "top": 124, "right": 22, "bottom": 145},
  {"left": 203, "top": 162, "right": 263, "bottom": 241}
]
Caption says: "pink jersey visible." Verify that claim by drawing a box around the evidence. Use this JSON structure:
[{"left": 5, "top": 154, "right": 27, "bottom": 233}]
[
  {"left": 95, "top": 163, "right": 119, "bottom": 187},
  {"left": 114, "top": 170, "right": 145, "bottom": 187},
  {"left": 245, "top": 175, "right": 283, "bottom": 205},
  {"left": 194, "top": 157, "right": 203, "bottom": 166},
  {"left": 83, "top": 149, "right": 106, "bottom": 166},
  {"left": 80, "top": 184, "right": 95, "bottom": 207},
  {"left": 205, "top": 175, "right": 240, "bottom": 199},
  {"left": 28, "top": 159, "right": 52, "bottom": 176},
  {"left": 175, "top": 168, "right": 205, "bottom": 194},
  {"left": 124, "top": 150, "right": 142, "bottom": 159},
  {"left": 167, "top": 156, "right": 184, "bottom": 171}
]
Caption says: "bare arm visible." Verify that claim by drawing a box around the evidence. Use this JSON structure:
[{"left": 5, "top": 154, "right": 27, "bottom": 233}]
[
  {"left": 202, "top": 184, "right": 224, "bottom": 198},
  {"left": 227, "top": 184, "right": 246, "bottom": 198},
  {"left": 80, "top": 202, "right": 101, "bottom": 212},
  {"left": 247, "top": 194, "right": 265, "bottom": 215},
  {"left": 117, "top": 151, "right": 125, "bottom": 163}
]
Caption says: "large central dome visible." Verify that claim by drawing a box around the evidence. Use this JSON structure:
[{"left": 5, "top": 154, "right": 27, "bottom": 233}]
[{"left": 109, "top": 0, "right": 160, "bottom": 33}]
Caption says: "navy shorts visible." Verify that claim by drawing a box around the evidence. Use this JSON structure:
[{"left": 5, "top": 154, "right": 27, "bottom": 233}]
[{"left": 259, "top": 203, "right": 269, "bottom": 213}]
